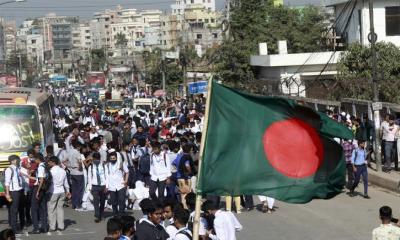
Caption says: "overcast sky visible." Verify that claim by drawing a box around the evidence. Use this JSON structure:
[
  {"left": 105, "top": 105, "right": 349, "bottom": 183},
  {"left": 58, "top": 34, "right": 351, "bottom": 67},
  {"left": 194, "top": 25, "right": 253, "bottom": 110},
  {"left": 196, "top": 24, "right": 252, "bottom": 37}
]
[{"left": 0, "top": 0, "right": 324, "bottom": 24}]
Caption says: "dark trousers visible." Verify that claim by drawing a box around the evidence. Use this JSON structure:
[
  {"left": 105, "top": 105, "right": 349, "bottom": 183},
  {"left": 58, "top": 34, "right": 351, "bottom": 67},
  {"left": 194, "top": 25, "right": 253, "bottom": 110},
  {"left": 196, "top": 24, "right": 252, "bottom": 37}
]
[
  {"left": 8, "top": 190, "right": 22, "bottom": 231},
  {"left": 71, "top": 175, "right": 84, "bottom": 209},
  {"left": 351, "top": 164, "right": 368, "bottom": 195},
  {"left": 240, "top": 195, "right": 254, "bottom": 209},
  {"left": 109, "top": 187, "right": 126, "bottom": 215},
  {"left": 91, "top": 185, "right": 106, "bottom": 220},
  {"left": 346, "top": 163, "right": 354, "bottom": 189},
  {"left": 166, "top": 179, "right": 178, "bottom": 201},
  {"left": 149, "top": 179, "right": 166, "bottom": 202},
  {"left": 138, "top": 173, "right": 151, "bottom": 187},
  {"left": 31, "top": 186, "right": 48, "bottom": 231},
  {"left": 384, "top": 141, "right": 395, "bottom": 170}
]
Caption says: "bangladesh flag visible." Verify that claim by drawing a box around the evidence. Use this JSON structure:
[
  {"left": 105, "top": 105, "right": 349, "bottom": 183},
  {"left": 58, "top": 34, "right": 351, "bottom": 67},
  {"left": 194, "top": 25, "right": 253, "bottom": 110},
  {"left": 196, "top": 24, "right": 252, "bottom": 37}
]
[{"left": 198, "top": 81, "right": 353, "bottom": 203}]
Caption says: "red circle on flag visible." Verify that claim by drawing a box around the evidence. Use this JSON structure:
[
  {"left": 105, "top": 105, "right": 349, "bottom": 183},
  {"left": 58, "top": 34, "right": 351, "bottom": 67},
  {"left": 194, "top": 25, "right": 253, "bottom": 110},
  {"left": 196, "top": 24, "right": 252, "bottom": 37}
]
[{"left": 263, "top": 118, "right": 324, "bottom": 178}]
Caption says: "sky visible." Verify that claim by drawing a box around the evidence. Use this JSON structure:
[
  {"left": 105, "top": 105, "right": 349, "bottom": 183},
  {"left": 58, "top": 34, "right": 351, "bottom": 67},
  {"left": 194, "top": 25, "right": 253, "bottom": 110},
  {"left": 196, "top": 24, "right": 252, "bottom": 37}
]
[{"left": 0, "top": 0, "right": 324, "bottom": 24}]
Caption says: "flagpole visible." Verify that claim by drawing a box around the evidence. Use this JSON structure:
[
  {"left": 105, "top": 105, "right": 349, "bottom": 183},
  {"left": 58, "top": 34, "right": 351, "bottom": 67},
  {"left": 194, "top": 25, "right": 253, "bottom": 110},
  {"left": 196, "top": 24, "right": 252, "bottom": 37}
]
[{"left": 193, "top": 76, "right": 213, "bottom": 240}]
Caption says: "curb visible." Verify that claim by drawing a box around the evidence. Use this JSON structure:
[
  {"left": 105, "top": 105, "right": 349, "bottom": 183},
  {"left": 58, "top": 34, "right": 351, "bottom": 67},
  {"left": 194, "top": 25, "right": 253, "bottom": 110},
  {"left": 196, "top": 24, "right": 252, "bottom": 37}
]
[{"left": 368, "top": 170, "right": 400, "bottom": 193}]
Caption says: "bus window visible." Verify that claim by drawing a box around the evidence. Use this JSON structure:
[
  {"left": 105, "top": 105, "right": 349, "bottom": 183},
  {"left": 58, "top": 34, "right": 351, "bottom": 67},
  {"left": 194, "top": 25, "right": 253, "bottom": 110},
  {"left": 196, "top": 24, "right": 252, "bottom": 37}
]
[
  {"left": 0, "top": 105, "right": 41, "bottom": 152},
  {"left": 40, "top": 99, "right": 53, "bottom": 145}
]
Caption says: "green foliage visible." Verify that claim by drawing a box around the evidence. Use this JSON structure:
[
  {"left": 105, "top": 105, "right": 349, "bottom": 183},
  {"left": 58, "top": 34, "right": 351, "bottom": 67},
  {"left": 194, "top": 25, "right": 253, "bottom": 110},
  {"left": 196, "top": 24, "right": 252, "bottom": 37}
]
[
  {"left": 6, "top": 51, "right": 29, "bottom": 73},
  {"left": 115, "top": 33, "right": 128, "bottom": 47},
  {"left": 333, "top": 42, "right": 400, "bottom": 103},
  {"left": 214, "top": 0, "right": 330, "bottom": 87},
  {"left": 91, "top": 49, "right": 106, "bottom": 71}
]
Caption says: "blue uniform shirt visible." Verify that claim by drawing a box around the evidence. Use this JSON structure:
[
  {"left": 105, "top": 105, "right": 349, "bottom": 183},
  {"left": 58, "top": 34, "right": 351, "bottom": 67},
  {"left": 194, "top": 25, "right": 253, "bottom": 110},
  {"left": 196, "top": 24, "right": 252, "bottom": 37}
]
[{"left": 351, "top": 148, "right": 367, "bottom": 165}]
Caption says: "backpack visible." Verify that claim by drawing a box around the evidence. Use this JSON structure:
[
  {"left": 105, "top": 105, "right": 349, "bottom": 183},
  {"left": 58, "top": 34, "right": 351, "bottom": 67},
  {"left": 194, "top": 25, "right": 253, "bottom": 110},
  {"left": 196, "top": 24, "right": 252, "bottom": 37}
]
[
  {"left": 138, "top": 148, "right": 151, "bottom": 175},
  {"left": 176, "top": 230, "right": 192, "bottom": 240},
  {"left": 40, "top": 163, "right": 53, "bottom": 192}
]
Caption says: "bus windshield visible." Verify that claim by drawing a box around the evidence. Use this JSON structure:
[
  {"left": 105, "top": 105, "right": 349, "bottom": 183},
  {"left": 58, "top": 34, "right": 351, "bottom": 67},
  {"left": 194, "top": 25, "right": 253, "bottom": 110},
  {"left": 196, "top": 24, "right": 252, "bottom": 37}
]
[
  {"left": 0, "top": 105, "right": 41, "bottom": 152},
  {"left": 106, "top": 101, "right": 123, "bottom": 111}
]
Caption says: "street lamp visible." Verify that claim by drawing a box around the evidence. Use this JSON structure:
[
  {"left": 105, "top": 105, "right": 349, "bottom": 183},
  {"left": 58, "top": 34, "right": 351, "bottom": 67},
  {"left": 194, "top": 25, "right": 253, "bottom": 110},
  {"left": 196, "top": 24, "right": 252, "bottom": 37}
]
[{"left": 0, "top": 0, "right": 26, "bottom": 6}]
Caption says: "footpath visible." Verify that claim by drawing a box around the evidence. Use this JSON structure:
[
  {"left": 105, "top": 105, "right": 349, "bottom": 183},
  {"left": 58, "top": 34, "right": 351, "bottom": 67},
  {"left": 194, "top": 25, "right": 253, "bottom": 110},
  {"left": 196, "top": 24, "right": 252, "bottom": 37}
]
[{"left": 368, "top": 163, "right": 400, "bottom": 193}]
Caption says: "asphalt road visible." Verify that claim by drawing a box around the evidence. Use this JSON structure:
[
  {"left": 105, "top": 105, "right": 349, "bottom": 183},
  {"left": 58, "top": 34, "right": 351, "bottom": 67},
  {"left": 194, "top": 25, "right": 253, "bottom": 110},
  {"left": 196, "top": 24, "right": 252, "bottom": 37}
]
[{"left": 0, "top": 185, "right": 398, "bottom": 240}]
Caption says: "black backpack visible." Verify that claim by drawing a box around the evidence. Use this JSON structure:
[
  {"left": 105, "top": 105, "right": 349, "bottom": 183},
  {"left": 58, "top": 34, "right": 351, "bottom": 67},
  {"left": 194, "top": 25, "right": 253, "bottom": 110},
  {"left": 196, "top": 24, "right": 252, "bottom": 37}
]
[
  {"left": 40, "top": 163, "right": 53, "bottom": 192},
  {"left": 138, "top": 148, "right": 151, "bottom": 175}
]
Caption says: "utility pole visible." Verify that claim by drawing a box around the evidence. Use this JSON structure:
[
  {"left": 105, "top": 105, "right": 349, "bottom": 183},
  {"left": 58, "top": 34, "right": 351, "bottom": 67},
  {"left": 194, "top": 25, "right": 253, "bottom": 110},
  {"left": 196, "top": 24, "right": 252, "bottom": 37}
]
[
  {"left": 161, "top": 52, "right": 166, "bottom": 99},
  {"left": 368, "top": 0, "right": 382, "bottom": 172},
  {"left": 18, "top": 52, "right": 21, "bottom": 86}
]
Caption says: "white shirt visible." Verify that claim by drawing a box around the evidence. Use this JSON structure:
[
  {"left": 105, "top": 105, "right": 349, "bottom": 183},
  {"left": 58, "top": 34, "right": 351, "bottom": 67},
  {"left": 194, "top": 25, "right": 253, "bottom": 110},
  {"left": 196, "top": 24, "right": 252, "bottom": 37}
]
[
  {"left": 166, "top": 223, "right": 178, "bottom": 240},
  {"left": 173, "top": 228, "right": 192, "bottom": 240},
  {"left": 105, "top": 159, "right": 129, "bottom": 191},
  {"left": 209, "top": 210, "right": 242, "bottom": 240},
  {"left": 149, "top": 152, "right": 172, "bottom": 182},
  {"left": 382, "top": 124, "right": 398, "bottom": 142},
  {"left": 5, "top": 165, "right": 23, "bottom": 191},
  {"left": 55, "top": 149, "right": 68, "bottom": 166},
  {"left": 50, "top": 165, "right": 69, "bottom": 194},
  {"left": 189, "top": 211, "right": 208, "bottom": 236},
  {"left": 88, "top": 162, "right": 107, "bottom": 187},
  {"left": 89, "top": 132, "right": 99, "bottom": 140}
]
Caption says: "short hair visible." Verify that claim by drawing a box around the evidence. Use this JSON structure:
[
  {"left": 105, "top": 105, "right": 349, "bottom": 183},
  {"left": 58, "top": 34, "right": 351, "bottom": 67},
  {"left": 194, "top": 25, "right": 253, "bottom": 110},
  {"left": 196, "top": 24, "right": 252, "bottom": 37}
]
[
  {"left": 173, "top": 208, "right": 190, "bottom": 226},
  {"left": 379, "top": 206, "right": 392, "bottom": 220},
  {"left": 48, "top": 156, "right": 60, "bottom": 165},
  {"left": 0, "top": 228, "right": 15, "bottom": 239},
  {"left": 119, "top": 215, "right": 135, "bottom": 235},
  {"left": 32, "top": 142, "right": 41, "bottom": 148},
  {"left": 163, "top": 198, "right": 178, "bottom": 210},
  {"left": 27, "top": 149, "right": 35, "bottom": 156},
  {"left": 185, "top": 192, "right": 196, "bottom": 210},
  {"left": 107, "top": 217, "right": 122, "bottom": 235},
  {"left": 46, "top": 145, "right": 54, "bottom": 155},
  {"left": 182, "top": 144, "right": 192, "bottom": 153},
  {"left": 201, "top": 200, "right": 217, "bottom": 212},
  {"left": 151, "top": 141, "right": 161, "bottom": 149},
  {"left": 139, "top": 198, "right": 154, "bottom": 215},
  {"left": 92, "top": 152, "right": 101, "bottom": 160},
  {"left": 389, "top": 115, "right": 395, "bottom": 121},
  {"left": 8, "top": 155, "right": 20, "bottom": 163}
]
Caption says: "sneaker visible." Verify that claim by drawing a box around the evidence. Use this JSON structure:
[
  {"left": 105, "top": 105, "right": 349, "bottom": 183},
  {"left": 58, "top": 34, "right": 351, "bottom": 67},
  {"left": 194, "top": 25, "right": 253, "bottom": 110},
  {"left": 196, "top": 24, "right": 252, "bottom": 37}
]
[
  {"left": 363, "top": 195, "right": 371, "bottom": 199},
  {"left": 94, "top": 218, "right": 101, "bottom": 223},
  {"left": 75, "top": 207, "right": 84, "bottom": 211},
  {"left": 28, "top": 229, "right": 41, "bottom": 234}
]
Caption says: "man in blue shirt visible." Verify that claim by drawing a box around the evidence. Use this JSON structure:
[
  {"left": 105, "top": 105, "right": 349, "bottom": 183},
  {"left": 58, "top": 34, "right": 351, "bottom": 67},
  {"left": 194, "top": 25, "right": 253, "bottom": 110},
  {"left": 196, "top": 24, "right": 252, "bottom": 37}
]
[{"left": 349, "top": 140, "right": 370, "bottom": 199}]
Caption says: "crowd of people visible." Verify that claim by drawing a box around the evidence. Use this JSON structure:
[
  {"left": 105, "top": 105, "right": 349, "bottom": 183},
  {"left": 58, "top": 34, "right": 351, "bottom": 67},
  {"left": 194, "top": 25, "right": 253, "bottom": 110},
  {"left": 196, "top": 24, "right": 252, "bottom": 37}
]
[{"left": 4, "top": 91, "right": 276, "bottom": 240}]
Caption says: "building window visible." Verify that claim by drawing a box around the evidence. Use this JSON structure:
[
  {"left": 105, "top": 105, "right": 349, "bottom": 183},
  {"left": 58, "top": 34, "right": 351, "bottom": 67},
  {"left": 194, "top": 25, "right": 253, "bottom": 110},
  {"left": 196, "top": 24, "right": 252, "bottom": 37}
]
[
  {"left": 197, "top": 34, "right": 202, "bottom": 39},
  {"left": 191, "top": 0, "right": 194, "bottom": 3},
  {"left": 386, "top": 7, "right": 400, "bottom": 36},
  {"left": 211, "top": 18, "right": 215, "bottom": 23},
  {"left": 213, "top": 33, "right": 218, "bottom": 39},
  {"left": 31, "top": 39, "right": 36, "bottom": 44},
  {"left": 205, "top": 19, "right": 209, "bottom": 23},
  {"left": 135, "top": 41, "right": 141, "bottom": 46}
]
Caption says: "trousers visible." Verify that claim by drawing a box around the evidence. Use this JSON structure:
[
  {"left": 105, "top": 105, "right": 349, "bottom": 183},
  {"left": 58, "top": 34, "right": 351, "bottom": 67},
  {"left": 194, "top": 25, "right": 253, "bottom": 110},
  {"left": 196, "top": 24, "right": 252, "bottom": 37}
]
[
  {"left": 47, "top": 193, "right": 65, "bottom": 230},
  {"left": 109, "top": 187, "right": 126, "bottom": 215},
  {"left": 384, "top": 141, "right": 395, "bottom": 170},
  {"left": 91, "top": 185, "right": 106, "bottom": 219},
  {"left": 71, "top": 175, "right": 84, "bottom": 209},
  {"left": 31, "top": 186, "right": 48, "bottom": 231},
  {"left": 346, "top": 163, "right": 354, "bottom": 189},
  {"left": 149, "top": 179, "right": 166, "bottom": 202},
  {"left": 352, "top": 164, "right": 368, "bottom": 195},
  {"left": 8, "top": 190, "right": 22, "bottom": 231}
]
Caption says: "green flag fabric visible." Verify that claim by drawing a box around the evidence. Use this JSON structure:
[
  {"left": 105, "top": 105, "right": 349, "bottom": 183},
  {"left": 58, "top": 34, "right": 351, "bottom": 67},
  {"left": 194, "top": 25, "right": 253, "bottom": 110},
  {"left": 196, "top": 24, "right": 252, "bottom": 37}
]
[{"left": 198, "top": 81, "right": 353, "bottom": 203}]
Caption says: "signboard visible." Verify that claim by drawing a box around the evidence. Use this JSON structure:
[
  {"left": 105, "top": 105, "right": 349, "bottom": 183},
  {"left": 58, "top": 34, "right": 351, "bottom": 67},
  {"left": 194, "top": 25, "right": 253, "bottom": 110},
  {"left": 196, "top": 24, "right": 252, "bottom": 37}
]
[
  {"left": 372, "top": 102, "right": 382, "bottom": 111},
  {"left": 188, "top": 81, "right": 208, "bottom": 94}
]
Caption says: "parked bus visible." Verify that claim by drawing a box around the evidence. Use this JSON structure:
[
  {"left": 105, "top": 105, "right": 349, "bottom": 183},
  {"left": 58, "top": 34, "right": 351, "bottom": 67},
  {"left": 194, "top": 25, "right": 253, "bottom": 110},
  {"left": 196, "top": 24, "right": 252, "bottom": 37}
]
[{"left": 0, "top": 88, "right": 54, "bottom": 195}]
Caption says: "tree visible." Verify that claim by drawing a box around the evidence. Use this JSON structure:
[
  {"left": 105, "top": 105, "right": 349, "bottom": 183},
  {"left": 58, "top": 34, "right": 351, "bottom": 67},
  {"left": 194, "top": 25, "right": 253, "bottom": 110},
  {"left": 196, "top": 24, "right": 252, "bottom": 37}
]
[
  {"left": 213, "top": 0, "right": 330, "bottom": 89},
  {"left": 6, "top": 51, "right": 29, "bottom": 74},
  {"left": 90, "top": 49, "right": 106, "bottom": 71},
  {"left": 332, "top": 42, "right": 400, "bottom": 103},
  {"left": 115, "top": 33, "right": 128, "bottom": 47}
]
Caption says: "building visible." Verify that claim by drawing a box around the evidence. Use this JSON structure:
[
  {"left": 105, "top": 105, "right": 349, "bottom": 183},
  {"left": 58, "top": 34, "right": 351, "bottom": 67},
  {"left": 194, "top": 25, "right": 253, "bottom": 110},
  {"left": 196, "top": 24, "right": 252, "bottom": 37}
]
[
  {"left": 250, "top": 41, "right": 341, "bottom": 98},
  {"left": 52, "top": 23, "right": 72, "bottom": 61},
  {"left": 181, "top": 4, "right": 223, "bottom": 51},
  {"left": 79, "top": 23, "right": 91, "bottom": 51},
  {"left": 171, "top": 0, "right": 216, "bottom": 15},
  {"left": 90, "top": 7, "right": 121, "bottom": 49},
  {"left": 327, "top": 0, "right": 400, "bottom": 46},
  {"left": 160, "top": 14, "right": 180, "bottom": 50},
  {"left": 26, "top": 34, "right": 44, "bottom": 65},
  {"left": 0, "top": 19, "right": 5, "bottom": 64},
  {"left": 17, "top": 20, "right": 34, "bottom": 37}
]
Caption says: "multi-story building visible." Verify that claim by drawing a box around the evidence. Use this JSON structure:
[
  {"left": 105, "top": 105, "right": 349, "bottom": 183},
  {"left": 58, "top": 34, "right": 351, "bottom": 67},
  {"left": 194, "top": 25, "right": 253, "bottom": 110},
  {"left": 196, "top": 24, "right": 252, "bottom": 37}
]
[
  {"left": 52, "top": 22, "right": 72, "bottom": 61},
  {"left": 327, "top": 0, "right": 400, "bottom": 47},
  {"left": 79, "top": 23, "right": 91, "bottom": 51},
  {"left": 160, "top": 14, "right": 180, "bottom": 49},
  {"left": 90, "top": 7, "right": 121, "bottom": 49},
  {"left": 181, "top": 4, "right": 222, "bottom": 50},
  {"left": 0, "top": 19, "right": 5, "bottom": 64},
  {"left": 171, "top": 0, "right": 216, "bottom": 15},
  {"left": 4, "top": 21, "right": 17, "bottom": 60},
  {"left": 26, "top": 34, "right": 44, "bottom": 64},
  {"left": 17, "top": 20, "right": 34, "bottom": 37}
]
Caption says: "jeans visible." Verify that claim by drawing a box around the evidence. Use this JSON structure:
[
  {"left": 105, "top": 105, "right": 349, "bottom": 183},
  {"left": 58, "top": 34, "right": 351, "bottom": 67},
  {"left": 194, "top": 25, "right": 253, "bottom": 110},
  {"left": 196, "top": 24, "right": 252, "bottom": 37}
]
[
  {"left": 47, "top": 193, "right": 65, "bottom": 230},
  {"left": 109, "top": 187, "right": 126, "bottom": 216},
  {"left": 31, "top": 186, "right": 48, "bottom": 231},
  {"left": 241, "top": 195, "right": 254, "bottom": 209},
  {"left": 71, "top": 175, "right": 84, "bottom": 209},
  {"left": 351, "top": 164, "right": 368, "bottom": 195},
  {"left": 91, "top": 185, "right": 106, "bottom": 219},
  {"left": 149, "top": 179, "right": 166, "bottom": 202}
]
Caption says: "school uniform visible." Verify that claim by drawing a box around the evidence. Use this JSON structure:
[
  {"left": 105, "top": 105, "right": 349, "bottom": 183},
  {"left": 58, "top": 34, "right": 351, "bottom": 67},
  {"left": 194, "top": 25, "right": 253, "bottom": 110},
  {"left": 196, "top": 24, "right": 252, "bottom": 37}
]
[
  {"left": 31, "top": 162, "right": 48, "bottom": 232},
  {"left": 47, "top": 165, "right": 69, "bottom": 231},
  {"left": 5, "top": 165, "right": 23, "bottom": 232},
  {"left": 149, "top": 152, "right": 171, "bottom": 202},
  {"left": 105, "top": 159, "right": 129, "bottom": 215},
  {"left": 88, "top": 162, "right": 107, "bottom": 220}
]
